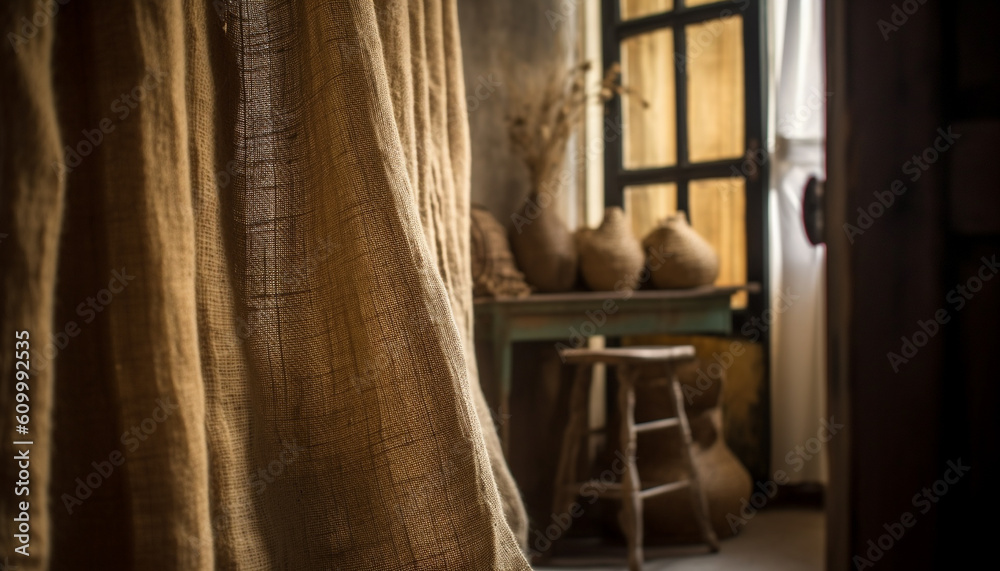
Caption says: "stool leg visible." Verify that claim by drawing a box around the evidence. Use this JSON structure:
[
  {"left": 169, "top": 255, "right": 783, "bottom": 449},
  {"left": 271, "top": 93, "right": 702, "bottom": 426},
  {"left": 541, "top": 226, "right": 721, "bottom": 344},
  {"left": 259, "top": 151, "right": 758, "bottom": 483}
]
[
  {"left": 618, "top": 368, "right": 644, "bottom": 571},
  {"left": 671, "top": 377, "right": 720, "bottom": 552},
  {"left": 552, "top": 364, "right": 592, "bottom": 522}
]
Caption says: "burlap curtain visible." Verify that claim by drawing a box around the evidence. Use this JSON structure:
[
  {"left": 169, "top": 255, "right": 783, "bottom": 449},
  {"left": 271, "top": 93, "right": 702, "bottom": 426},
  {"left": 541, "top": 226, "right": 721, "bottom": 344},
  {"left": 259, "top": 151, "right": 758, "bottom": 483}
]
[{"left": 0, "top": 0, "right": 530, "bottom": 568}]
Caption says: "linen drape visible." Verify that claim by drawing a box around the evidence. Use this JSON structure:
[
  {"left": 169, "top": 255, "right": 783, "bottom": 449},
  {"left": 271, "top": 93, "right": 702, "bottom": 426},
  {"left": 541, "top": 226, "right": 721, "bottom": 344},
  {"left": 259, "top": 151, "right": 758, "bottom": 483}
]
[
  {"left": 767, "top": 0, "right": 827, "bottom": 484},
  {"left": 0, "top": 0, "right": 530, "bottom": 569}
]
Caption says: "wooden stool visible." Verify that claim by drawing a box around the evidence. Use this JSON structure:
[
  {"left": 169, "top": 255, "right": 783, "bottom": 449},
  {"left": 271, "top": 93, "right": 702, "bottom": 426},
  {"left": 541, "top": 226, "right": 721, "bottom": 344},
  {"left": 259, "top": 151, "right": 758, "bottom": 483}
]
[{"left": 553, "top": 346, "right": 719, "bottom": 571}]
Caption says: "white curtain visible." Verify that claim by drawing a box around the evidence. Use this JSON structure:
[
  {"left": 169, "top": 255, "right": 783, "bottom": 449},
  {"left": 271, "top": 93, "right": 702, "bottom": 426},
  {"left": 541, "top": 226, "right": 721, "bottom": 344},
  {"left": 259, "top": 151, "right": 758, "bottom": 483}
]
[{"left": 768, "top": 0, "right": 828, "bottom": 484}]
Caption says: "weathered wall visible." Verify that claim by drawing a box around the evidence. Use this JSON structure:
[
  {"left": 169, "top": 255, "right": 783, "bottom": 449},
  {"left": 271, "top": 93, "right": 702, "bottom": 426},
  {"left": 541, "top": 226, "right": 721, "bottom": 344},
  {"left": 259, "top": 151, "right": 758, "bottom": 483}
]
[{"left": 457, "top": 0, "right": 580, "bottom": 228}]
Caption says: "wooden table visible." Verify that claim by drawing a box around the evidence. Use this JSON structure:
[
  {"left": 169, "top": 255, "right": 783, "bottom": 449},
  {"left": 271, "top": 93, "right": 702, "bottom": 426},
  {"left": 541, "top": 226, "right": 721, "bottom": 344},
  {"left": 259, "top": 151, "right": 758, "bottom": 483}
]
[{"left": 473, "top": 284, "right": 757, "bottom": 452}]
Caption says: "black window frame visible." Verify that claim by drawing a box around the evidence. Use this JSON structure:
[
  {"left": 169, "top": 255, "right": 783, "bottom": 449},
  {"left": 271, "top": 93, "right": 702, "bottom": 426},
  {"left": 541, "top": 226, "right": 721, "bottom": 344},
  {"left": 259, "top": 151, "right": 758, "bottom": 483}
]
[{"left": 601, "top": 0, "right": 768, "bottom": 337}]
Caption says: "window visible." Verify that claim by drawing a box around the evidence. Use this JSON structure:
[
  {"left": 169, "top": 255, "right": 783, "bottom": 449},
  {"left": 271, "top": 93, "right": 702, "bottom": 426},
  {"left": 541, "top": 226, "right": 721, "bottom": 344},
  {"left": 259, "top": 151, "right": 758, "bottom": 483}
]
[{"left": 602, "top": 0, "right": 766, "bottom": 322}]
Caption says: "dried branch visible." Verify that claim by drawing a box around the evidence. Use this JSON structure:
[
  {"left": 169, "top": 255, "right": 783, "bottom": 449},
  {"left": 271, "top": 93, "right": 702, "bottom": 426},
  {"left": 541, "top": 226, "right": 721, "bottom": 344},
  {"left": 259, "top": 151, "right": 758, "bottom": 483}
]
[{"left": 506, "top": 61, "right": 646, "bottom": 193}]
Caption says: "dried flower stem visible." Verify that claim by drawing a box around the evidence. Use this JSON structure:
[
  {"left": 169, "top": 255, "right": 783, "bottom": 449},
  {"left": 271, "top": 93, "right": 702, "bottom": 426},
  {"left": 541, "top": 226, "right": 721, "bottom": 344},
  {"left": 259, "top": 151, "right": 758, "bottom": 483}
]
[{"left": 506, "top": 61, "right": 648, "bottom": 194}]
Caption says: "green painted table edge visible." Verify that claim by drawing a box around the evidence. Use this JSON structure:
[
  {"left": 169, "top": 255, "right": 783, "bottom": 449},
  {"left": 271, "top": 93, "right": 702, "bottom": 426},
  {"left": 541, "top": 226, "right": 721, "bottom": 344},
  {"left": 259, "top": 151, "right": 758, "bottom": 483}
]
[{"left": 473, "top": 284, "right": 759, "bottom": 453}]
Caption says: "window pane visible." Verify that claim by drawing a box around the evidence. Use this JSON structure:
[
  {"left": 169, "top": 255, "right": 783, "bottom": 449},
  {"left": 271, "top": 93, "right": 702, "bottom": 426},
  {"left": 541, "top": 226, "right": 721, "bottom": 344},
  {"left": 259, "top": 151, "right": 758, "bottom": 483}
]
[
  {"left": 624, "top": 183, "right": 677, "bottom": 241},
  {"left": 620, "top": 0, "right": 674, "bottom": 20},
  {"left": 686, "top": 16, "right": 745, "bottom": 163},
  {"left": 689, "top": 178, "right": 747, "bottom": 307},
  {"left": 621, "top": 29, "right": 676, "bottom": 169}
]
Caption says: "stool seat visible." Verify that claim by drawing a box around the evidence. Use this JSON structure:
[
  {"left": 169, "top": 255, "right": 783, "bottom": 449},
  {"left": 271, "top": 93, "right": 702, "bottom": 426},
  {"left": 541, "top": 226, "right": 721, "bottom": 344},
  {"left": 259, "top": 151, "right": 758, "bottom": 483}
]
[
  {"left": 559, "top": 345, "right": 696, "bottom": 365},
  {"left": 550, "top": 345, "right": 718, "bottom": 571}
]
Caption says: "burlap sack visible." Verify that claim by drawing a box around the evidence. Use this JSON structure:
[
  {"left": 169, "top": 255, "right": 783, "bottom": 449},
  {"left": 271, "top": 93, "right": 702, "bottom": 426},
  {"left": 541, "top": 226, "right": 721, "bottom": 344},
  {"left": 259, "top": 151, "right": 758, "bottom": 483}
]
[
  {"left": 642, "top": 211, "right": 720, "bottom": 288},
  {"left": 636, "top": 360, "right": 752, "bottom": 541},
  {"left": 471, "top": 205, "right": 532, "bottom": 298},
  {"left": 602, "top": 360, "right": 752, "bottom": 542}
]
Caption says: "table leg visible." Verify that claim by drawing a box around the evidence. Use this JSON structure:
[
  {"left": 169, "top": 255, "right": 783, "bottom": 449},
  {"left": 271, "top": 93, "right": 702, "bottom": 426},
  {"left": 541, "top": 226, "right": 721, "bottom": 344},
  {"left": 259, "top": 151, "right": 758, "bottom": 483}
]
[{"left": 492, "top": 330, "right": 513, "bottom": 456}]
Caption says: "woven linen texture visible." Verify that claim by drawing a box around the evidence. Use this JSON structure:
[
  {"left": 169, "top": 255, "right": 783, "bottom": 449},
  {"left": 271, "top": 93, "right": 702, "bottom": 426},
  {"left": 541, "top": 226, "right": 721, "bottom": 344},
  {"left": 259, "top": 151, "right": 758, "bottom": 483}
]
[{"left": 0, "top": 0, "right": 530, "bottom": 568}]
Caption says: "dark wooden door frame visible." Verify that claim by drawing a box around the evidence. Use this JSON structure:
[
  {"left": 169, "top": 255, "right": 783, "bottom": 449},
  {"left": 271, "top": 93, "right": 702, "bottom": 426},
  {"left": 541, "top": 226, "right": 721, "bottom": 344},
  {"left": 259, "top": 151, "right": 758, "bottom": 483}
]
[
  {"left": 823, "top": 0, "right": 980, "bottom": 569},
  {"left": 824, "top": 0, "right": 850, "bottom": 567}
]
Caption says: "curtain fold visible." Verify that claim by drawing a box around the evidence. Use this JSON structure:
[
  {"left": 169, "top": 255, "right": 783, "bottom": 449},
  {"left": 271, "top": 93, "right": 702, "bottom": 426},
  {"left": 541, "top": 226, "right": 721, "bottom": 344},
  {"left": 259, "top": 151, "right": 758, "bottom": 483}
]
[
  {"left": 0, "top": 0, "right": 530, "bottom": 568},
  {"left": 0, "top": 0, "right": 65, "bottom": 564}
]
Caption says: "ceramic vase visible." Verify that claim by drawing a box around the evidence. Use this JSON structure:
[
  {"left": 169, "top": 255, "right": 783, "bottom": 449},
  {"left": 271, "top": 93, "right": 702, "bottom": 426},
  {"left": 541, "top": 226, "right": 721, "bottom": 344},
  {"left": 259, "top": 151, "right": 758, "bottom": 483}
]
[{"left": 509, "top": 192, "right": 578, "bottom": 292}]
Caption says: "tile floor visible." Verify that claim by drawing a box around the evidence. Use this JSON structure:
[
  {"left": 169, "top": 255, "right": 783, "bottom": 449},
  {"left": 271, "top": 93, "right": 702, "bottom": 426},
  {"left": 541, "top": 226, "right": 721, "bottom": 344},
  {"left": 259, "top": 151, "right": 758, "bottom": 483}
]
[{"left": 534, "top": 508, "right": 824, "bottom": 571}]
